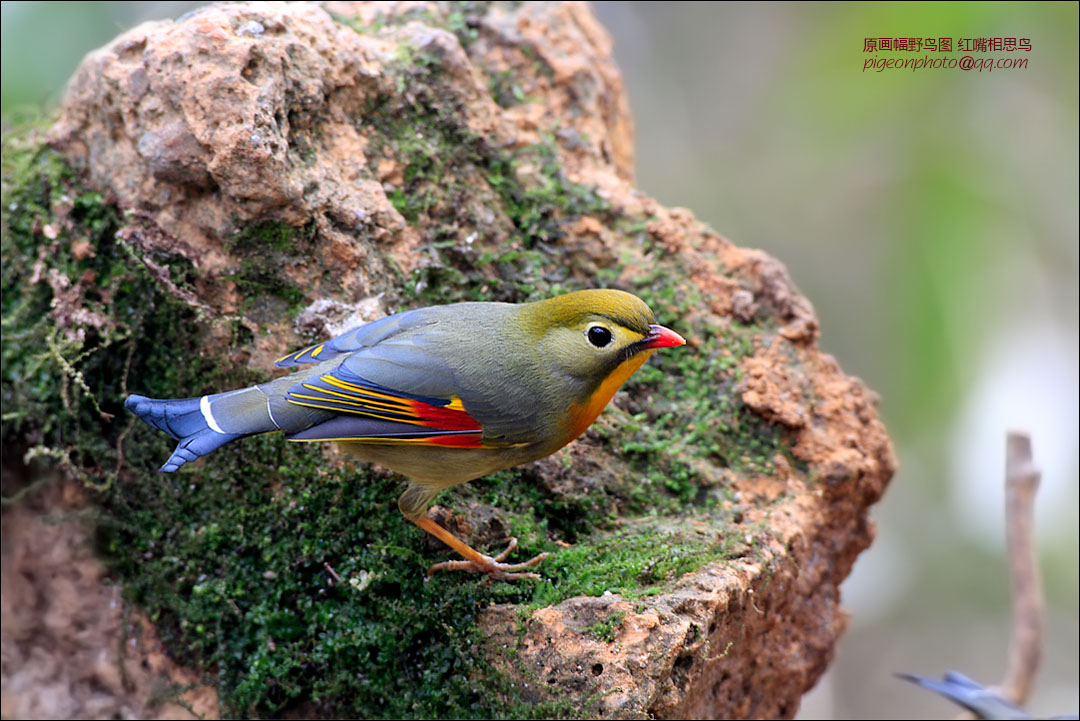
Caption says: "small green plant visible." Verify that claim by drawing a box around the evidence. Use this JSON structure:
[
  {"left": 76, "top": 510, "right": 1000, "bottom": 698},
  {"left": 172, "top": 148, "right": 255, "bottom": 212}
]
[{"left": 587, "top": 612, "right": 626, "bottom": 643}]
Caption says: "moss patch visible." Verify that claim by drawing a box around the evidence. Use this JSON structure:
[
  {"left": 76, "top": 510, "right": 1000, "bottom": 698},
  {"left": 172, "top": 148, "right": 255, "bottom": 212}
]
[
  {"left": 3, "top": 134, "right": 176, "bottom": 487},
  {"left": 587, "top": 611, "right": 626, "bottom": 644},
  {"left": 104, "top": 435, "right": 516, "bottom": 717},
  {"left": 333, "top": 1, "right": 486, "bottom": 52},
  {"left": 358, "top": 33, "right": 608, "bottom": 309},
  {"left": 224, "top": 220, "right": 315, "bottom": 321}
]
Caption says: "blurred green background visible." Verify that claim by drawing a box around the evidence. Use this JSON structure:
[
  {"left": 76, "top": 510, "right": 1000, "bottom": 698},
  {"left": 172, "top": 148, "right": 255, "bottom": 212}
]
[{"left": 3, "top": 1, "right": 1077, "bottom": 718}]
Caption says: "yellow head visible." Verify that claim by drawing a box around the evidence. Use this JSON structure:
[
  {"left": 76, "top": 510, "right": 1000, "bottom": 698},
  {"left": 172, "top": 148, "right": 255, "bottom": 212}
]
[{"left": 517, "top": 289, "right": 685, "bottom": 439}]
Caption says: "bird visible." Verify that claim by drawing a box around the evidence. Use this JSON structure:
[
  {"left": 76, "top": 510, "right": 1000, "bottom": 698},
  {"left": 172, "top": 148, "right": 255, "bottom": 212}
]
[
  {"left": 897, "top": 671, "right": 1078, "bottom": 720},
  {"left": 125, "top": 289, "right": 686, "bottom": 580}
]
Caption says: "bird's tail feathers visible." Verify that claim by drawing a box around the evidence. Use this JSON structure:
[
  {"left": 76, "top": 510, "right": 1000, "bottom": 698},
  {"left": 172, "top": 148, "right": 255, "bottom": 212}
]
[{"left": 125, "top": 394, "right": 247, "bottom": 472}]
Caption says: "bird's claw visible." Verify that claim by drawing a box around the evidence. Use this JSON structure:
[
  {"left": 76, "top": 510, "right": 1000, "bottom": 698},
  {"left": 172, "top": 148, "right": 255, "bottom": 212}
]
[{"left": 426, "top": 537, "right": 548, "bottom": 581}]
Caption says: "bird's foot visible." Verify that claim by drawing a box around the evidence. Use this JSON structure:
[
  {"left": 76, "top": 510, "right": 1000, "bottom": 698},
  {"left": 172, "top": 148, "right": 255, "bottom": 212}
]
[{"left": 426, "top": 537, "right": 548, "bottom": 582}]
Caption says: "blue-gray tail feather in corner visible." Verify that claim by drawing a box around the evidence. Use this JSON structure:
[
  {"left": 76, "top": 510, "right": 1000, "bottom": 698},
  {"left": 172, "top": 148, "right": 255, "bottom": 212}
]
[{"left": 897, "top": 672, "right": 1037, "bottom": 720}]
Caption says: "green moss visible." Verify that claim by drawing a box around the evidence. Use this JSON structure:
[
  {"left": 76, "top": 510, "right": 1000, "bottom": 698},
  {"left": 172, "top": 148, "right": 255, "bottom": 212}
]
[
  {"left": 104, "top": 434, "right": 520, "bottom": 717},
  {"left": 223, "top": 220, "right": 313, "bottom": 319},
  {"left": 3, "top": 137, "right": 155, "bottom": 479},
  {"left": 99, "top": 431, "right": 751, "bottom": 718},
  {"left": 356, "top": 38, "right": 609, "bottom": 309},
  {"left": 531, "top": 521, "right": 748, "bottom": 607},
  {"left": 485, "top": 141, "right": 609, "bottom": 249},
  {"left": 587, "top": 612, "right": 626, "bottom": 643},
  {"left": 488, "top": 69, "right": 527, "bottom": 108},
  {"left": 619, "top": 272, "right": 807, "bottom": 497},
  {"left": 621, "top": 322, "right": 799, "bottom": 489},
  {"left": 226, "top": 219, "right": 305, "bottom": 254},
  {"left": 332, "top": 1, "right": 486, "bottom": 51}
]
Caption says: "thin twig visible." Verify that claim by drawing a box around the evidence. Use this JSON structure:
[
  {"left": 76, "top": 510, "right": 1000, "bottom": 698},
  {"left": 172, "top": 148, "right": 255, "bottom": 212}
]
[
  {"left": 999, "top": 431, "right": 1043, "bottom": 706},
  {"left": 324, "top": 562, "right": 343, "bottom": 585}
]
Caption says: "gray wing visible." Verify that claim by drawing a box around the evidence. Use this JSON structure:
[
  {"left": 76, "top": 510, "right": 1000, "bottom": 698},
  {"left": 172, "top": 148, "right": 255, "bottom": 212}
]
[
  {"left": 278, "top": 304, "right": 533, "bottom": 445},
  {"left": 274, "top": 306, "right": 447, "bottom": 368}
]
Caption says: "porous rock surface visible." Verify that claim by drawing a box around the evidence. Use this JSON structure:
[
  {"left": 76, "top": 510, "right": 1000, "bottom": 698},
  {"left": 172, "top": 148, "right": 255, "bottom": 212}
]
[{"left": 20, "top": 2, "right": 894, "bottom": 717}]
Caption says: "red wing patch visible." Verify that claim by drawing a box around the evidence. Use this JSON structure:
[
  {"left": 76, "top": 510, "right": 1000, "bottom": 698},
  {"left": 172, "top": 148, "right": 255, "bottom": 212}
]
[{"left": 284, "top": 371, "right": 484, "bottom": 447}]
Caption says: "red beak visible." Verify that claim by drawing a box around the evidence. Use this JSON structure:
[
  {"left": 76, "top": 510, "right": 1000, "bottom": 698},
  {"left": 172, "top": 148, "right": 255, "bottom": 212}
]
[{"left": 641, "top": 324, "right": 686, "bottom": 349}]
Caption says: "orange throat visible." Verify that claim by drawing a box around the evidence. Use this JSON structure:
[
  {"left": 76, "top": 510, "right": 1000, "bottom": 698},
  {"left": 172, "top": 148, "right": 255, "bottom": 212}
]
[{"left": 566, "top": 350, "right": 656, "bottom": 441}]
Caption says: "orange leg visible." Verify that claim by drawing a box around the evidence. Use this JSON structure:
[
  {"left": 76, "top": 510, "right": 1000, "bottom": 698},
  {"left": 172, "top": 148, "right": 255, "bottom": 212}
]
[{"left": 409, "top": 514, "right": 548, "bottom": 581}]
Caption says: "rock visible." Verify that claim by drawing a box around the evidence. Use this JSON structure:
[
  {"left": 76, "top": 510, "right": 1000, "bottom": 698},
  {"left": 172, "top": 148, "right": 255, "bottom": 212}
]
[{"left": 4, "top": 1, "right": 896, "bottom": 718}]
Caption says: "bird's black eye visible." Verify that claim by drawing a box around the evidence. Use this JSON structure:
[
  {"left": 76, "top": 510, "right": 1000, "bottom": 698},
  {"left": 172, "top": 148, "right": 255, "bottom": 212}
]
[{"left": 587, "top": 326, "right": 613, "bottom": 348}]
